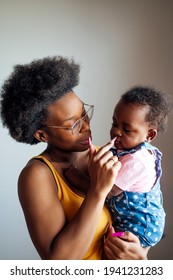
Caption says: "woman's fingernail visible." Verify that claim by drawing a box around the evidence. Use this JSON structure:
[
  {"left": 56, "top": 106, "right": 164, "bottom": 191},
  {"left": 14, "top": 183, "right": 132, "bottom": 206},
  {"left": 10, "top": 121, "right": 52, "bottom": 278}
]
[
  {"left": 110, "top": 137, "right": 117, "bottom": 144},
  {"left": 112, "top": 232, "right": 124, "bottom": 237}
]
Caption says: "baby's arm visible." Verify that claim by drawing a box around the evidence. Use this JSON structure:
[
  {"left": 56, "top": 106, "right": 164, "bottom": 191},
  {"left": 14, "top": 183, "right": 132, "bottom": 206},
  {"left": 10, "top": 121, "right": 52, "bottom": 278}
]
[{"left": 107, "top": 183, "right": 123, "bottom": 198}]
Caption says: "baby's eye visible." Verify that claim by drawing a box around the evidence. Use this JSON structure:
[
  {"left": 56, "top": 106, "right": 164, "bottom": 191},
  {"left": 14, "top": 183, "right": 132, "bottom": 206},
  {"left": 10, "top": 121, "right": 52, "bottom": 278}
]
[
  {"left": 111, "top": 122, "right": 118, "bottom": 128},
  {"left": 123, "top": 127, "right": 131, "bottom": 133}
]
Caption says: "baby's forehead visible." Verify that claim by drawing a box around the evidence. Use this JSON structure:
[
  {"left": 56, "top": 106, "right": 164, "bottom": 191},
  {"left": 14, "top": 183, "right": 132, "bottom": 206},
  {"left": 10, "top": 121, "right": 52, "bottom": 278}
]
[
  {"left": 114, "top": 101, "right": 150, "bottom": 122},
  {"left": 116, "top": 99, "right": 149, "bottom": 111}
]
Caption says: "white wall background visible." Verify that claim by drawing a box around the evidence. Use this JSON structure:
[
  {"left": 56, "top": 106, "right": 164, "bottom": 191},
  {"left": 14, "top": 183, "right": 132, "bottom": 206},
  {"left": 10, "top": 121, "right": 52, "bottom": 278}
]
[{"left": 0, "top": 0, "right": 172, "bottom": 260}]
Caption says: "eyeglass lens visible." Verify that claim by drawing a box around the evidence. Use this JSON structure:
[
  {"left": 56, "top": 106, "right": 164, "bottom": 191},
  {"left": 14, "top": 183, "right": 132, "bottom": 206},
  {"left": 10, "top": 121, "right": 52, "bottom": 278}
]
[{"left": 72, "top": 105, "right": 93, "bottom": 134}]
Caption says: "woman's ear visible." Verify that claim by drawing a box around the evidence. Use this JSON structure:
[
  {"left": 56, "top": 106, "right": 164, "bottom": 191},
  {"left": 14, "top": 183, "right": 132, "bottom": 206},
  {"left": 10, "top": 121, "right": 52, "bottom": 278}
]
[
  {"left": 146, "top": 129, "right": 157, "bottom": 142},
  {"left": 33, "top": 130, "right": 47, "bottom": 143}
]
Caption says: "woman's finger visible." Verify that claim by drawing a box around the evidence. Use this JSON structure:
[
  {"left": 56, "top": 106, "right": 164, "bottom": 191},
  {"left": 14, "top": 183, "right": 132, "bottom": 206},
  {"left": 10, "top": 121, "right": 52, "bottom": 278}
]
[{"left": 93, "top": 138, "right": 116, "bottom": 161}]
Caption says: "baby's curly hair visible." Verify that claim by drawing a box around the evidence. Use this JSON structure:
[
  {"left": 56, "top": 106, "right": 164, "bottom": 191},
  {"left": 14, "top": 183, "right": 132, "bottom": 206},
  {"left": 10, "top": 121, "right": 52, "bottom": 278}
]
[
  {"left": 0, "top": 56, "right": 80, "bottom": 144},
  {"left": 121, "top": 85, "right": 172, "bottom": 133}
]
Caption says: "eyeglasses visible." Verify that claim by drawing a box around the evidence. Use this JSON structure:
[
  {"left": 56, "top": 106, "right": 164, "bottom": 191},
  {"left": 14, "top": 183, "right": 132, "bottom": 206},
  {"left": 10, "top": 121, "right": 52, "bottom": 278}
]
[{"left": 44, "top": 103, "right": 94, "bottom": 135}]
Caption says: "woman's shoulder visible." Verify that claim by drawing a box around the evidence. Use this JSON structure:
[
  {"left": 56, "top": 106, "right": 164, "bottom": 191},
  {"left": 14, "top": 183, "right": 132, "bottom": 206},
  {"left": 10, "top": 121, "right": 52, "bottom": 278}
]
[
  {"left": 19, "top": 156, "right": 50, "bottom": 178},
  {"left": 18, "top": 156, "right": 58, "bottom": 198}
]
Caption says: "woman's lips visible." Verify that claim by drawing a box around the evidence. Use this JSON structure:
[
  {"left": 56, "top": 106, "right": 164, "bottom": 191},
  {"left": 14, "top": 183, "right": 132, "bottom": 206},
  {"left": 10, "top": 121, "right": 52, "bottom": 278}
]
[{"left": 80, "top": 136, "right": 92, "bottom": 145}]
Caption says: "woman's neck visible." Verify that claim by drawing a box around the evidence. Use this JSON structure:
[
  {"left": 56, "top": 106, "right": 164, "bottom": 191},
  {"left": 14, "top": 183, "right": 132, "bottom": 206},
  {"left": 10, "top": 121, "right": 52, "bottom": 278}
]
[
  {"left": 42, "top": 147, "right": 90, "bottom": 170},
  {"left": 43, "top": 147, "right": 77, "bottom": 164},
  {"left": 42, "top": 147, "right": 90, "bottom": 196}
]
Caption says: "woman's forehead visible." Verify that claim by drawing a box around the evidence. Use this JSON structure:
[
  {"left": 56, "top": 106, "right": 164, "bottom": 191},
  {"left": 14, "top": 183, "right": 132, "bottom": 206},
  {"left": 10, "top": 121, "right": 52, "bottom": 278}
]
[{"left": 46, "top": 92, "right": 83, "bottom": 121}]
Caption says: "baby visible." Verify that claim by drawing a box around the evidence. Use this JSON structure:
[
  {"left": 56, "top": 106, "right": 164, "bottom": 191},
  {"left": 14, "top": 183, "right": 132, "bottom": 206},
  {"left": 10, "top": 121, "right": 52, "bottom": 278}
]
[{"left": 106, "top": 85, "right": 172, "bottom": 247}]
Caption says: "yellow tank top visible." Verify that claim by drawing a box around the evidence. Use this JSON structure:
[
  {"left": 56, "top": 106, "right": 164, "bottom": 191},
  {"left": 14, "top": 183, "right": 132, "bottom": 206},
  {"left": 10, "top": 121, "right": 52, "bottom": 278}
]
[{"left": 34, "top": 155, "right": 111, "bottom": 260}]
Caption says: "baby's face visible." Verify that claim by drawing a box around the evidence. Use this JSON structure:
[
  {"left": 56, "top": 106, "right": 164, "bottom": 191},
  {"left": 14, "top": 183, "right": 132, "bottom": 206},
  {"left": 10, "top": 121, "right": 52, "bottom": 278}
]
[{"left": 110, "top": 101, "right": 151, "bottom": 150}]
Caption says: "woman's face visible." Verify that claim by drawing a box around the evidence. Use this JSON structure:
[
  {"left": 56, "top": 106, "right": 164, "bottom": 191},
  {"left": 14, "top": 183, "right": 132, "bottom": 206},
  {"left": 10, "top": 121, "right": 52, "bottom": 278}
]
[
  {"left": 42, "top": 91, "right": 92, "bottom": 152},
  {"left": 110, "top": 100, "right": 150, "bottom": 150}
]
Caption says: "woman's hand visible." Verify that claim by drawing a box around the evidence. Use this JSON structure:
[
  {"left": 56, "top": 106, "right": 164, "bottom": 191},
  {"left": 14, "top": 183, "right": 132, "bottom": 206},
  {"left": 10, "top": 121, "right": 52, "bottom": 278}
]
[
  {"left": 104, "top": 225, "right": 149, "bottom": 260},
  {"left": 88, "top": 140, "right": 121, "bottom": 198},
  {"left": 64, "top": 140, "right": 121, "bottom": 199}
]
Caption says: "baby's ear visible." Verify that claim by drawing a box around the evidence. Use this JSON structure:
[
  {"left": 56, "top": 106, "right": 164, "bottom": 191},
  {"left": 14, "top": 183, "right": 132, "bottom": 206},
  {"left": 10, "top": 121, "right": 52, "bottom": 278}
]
[{"left": 146, "top": 129, "right": 157, "bottom": 142}]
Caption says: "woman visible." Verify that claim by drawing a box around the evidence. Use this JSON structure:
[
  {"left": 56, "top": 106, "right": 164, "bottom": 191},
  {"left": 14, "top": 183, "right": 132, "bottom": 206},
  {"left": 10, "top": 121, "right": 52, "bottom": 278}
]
[{"left": 0, "top": 56, "right": 148, "bottom": 259}]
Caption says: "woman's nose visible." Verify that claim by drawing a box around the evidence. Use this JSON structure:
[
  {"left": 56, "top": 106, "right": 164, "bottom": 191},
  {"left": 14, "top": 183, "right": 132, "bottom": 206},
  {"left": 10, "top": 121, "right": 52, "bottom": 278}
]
[{"left": 81, "top": 118, "right": 90, "bottom": 131}]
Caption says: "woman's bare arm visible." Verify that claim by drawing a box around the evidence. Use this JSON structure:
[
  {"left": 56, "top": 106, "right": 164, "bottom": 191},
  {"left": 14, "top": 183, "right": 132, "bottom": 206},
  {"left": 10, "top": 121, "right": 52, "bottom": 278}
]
[{"left": 18, "top": 141, "right": 120, "bottom": 260}]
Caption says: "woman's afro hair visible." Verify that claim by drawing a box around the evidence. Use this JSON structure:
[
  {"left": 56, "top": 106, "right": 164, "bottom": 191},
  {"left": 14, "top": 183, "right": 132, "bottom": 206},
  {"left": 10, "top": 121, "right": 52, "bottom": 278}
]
[
  {"left": 121, "top": 85, "right": 172, "bottom": 133},
  {"left": 0, "top": 56, "right": 80, "bottom": 144}
]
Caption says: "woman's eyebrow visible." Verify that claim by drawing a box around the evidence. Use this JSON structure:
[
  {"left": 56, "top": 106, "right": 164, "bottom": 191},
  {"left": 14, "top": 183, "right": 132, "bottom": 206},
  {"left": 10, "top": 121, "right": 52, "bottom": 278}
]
[{"left": 63, "top": 103, "right": 84, "bottom": 122}]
